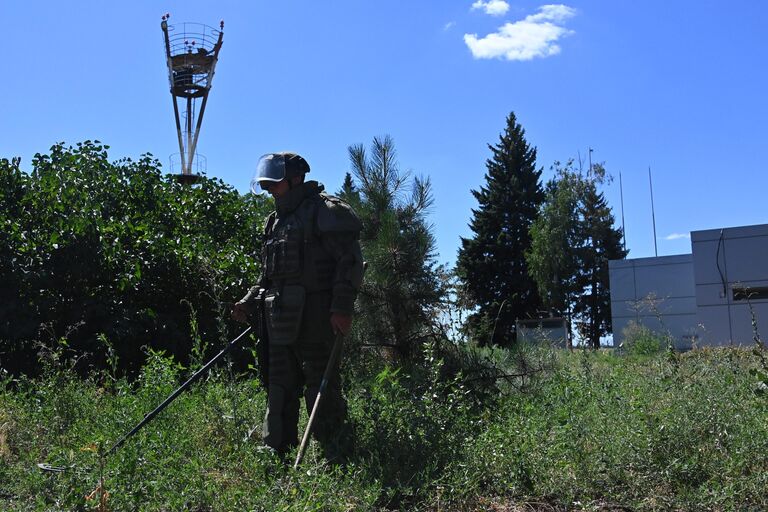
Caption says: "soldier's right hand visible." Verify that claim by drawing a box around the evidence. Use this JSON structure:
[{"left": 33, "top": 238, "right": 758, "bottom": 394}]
[{"left": 231, "top": 302, "right": 250, "bottom": 324}]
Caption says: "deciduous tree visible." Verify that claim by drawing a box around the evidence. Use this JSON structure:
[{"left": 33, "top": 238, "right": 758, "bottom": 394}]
[
  {"left": 527, "top": 161, "right": 627, "bottom": 347},
  {"left": 527, "top": 161, "right": 583, "bottom": 317}
]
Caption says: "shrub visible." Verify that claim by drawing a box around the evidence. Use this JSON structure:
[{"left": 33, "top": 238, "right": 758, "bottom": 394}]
[
  {"left": 621, "top": 320, "right": 666, "bottom": 356},
  {"left": 0, "top": 142, "right": 270, "bottom": 376}
]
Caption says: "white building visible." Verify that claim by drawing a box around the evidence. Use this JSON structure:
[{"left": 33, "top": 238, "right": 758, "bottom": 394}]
[{"left": 609, "top": 223, "right": 768, "bottom": 349}]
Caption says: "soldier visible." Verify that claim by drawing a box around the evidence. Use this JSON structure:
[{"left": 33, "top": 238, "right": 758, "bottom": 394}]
[{"left": 232, "top": 152, "right": 364, "bottom": 462}]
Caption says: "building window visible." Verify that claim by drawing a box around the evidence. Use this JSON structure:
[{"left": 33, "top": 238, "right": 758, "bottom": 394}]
[{"left": 732, "top": 286, "right": 768, "bottom": 301}]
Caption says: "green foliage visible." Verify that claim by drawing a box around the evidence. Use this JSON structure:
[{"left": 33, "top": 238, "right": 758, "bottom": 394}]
[
  {"left": 349, "top": 343, "right": 475, "bottom": 508},
  {"left": 4, "top": 340, "right": 768, "bottom": 510},
  {"left": 527, "top": 160, "right": 627, "bottom": 347},
  {"left": 621, "top": 321, "right": 666, "bottom": 356},
  {"left": 456, "top": 112, "right": 545, "bottom": 346},
  {"left": 527, "top": 161, "right": 583, "bottom": 315},
  {"left": 2, "top": 135, "right": 766, "bottom": 510},
  {"left": 343, "top": 136, "right": 446, "bottom": 361},
  {"left": 0, "top": 142, "right": 270, "bottom": 376},
  {"left": 573, "top": 166, "right": 628, "bottom": 347},
  {"left": 452, "top": 348, "right": 768, "bottom": 510},
  {"left": 0, "top": 344, "right": 378, "bottom": 511}
]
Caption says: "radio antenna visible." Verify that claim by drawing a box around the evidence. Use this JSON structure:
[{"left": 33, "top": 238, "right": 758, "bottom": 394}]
[
  {"left": 649, "top": 166, "right": 658, "bottom": 257},
  {"left": 619, "top": 171, "right": 626, "bottom": 253}
]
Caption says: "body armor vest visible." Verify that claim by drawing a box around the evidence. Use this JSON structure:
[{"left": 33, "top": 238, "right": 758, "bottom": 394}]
[
  {"left": 261, "top": 184, "right": 359, "bottom": 346},
  {"left": 262, "top": 195, "right": 336, "bottom": 293}
]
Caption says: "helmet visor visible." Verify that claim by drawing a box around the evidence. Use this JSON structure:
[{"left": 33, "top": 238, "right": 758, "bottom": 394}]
[{"left": 250, "top": 154, "right": 286, "bottom": 194}]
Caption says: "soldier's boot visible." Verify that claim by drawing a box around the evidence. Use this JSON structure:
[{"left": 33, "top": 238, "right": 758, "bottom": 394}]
[{"left": 304, "top": 378, "right": 353, "bottom": 464}]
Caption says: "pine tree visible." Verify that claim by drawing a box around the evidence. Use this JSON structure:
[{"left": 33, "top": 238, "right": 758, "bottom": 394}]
[
  {"left": 338, "top": 172, "right": 358, "bottom": 201},
  {"left": 456, "top": 112, "right": 544, "bottom": 346},
  {"left": 347, "top": 136, "right": 445, "bottom": 360}
]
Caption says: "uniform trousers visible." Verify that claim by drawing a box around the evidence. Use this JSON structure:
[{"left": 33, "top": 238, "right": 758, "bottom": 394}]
[{"left": 262, "top": 292, "right": 351, "bottom": 460}]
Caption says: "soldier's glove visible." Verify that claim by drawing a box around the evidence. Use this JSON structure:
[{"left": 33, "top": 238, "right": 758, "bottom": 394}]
[{"left": 231, "top": 301, "right": 251, "bottom": 324}]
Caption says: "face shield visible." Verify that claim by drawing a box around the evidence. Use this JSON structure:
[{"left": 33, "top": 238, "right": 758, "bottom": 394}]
[{"left": 250, "top": 154, "right": 286, "bottom": 194}]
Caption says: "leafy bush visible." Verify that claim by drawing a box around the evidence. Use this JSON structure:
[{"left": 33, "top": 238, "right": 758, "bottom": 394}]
[
  {"left": 349, "top": 342, "right": 476, "bottom": 507},
  {"left": 0, "top": 142, "right": 270, "bottom": 376},
  {"left": 621, "top": 320, "right": 666, "bottom": 356}
]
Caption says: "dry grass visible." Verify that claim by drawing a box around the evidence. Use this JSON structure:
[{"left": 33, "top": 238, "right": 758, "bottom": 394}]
[{"left": 0, "top": 417, "right": 12, "bottom": 460}]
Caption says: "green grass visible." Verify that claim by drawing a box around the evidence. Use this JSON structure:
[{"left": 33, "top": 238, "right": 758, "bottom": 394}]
[{"left": 2, "top": 344, "right": 768, "bottom": 511}]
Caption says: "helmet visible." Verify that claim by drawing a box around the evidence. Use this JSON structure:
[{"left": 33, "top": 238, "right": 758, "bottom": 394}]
[{"left": 250, "top": 152, "right": 310, "bottom": 194}]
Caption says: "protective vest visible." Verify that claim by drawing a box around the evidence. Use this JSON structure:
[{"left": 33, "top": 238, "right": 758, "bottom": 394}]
[
  {"left": 261, "top": 184, "right": 361, "bottom": 345},
  {"left": 262, "top": 194, "right": 337, "bottom": 292}
]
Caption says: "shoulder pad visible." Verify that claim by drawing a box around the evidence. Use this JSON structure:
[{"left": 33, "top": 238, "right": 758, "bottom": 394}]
[{"left": 317, "top": 193, "right": 362, "bottom": 233}]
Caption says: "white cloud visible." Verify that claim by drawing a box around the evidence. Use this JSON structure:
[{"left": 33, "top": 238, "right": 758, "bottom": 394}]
[
  {"left": 444, "top": 21, "right": 456, "bottom": 31},
  {"left": 471, "top": 0, "right": 510, "bottom": 16},
  {"left": 527, "top": 4, "right": 576, "bottom": 23},
  {"left": 665, "top": 233, "right": 691, "bottom": 241},
  {"left": 464, "top": 4, "right": 576, "bottom": 61}
]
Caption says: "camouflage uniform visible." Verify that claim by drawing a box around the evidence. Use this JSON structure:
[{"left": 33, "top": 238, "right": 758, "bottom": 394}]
[{"left": 239, "top": 179, "right": 363, "bottom": 459}]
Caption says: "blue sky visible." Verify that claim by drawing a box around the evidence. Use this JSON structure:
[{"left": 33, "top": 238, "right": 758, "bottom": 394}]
[{"left": 2, "top": 1, "right": 767, "bottom": 266}]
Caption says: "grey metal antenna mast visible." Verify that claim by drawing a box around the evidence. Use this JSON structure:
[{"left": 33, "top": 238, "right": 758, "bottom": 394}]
[
  {"left": 161, "top": 14, "right": 224, "bottom": 185},
  {"left": 649, "top": 166, "right": 658, "bottom": 257},
  {"left": 619, "top": 171, "right": 626, "bottom": 252}
]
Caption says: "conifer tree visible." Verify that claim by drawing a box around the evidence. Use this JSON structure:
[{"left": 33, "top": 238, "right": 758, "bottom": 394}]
[
  {"left": 338, "top": 172, "right": 358, "bottom": 202},
  {"left": 456, "top": 112, "right": 544, "bottom": 346},
  {"left": 347, "top": 136, "right": 444, "bottom": 360}
]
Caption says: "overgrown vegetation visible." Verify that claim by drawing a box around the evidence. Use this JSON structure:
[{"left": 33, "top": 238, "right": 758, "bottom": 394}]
[
  {"left": 0, "top": 142, "right": 271, "bottom": 376},
  {"left": 3, "top": 128, "right": 765, "bottom": 510},
  {"left": 2, "top": 334, "right": 768, "bottom": 510}
]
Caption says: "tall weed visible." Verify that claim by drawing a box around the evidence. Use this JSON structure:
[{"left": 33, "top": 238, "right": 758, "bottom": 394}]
[{"left": 2, "top": 338, "right": 768, "bottom": 510}]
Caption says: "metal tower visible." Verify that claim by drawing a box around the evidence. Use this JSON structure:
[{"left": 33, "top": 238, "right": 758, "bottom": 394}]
[{"left": 161, "top": 14, "right": 224, "bottom": 184}]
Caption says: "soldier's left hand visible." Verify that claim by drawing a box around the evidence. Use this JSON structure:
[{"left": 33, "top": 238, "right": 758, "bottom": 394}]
[
  {"left": 330, "top": 313, "right": 352, "bottom": 335},
  {"left": 231, "top": 302, "right": 250, "bottom": 324}
]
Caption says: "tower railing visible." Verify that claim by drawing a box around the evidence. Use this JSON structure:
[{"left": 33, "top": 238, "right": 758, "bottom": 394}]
[
  {"left": 169, "top": 153, "right": 207, "bottom": 175},
  {"left": 161, "top": 15, "right": 223, "bottom": 185}
]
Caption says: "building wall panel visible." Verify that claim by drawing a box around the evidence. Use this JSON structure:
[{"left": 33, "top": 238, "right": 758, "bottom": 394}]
[
  {"left": 608, "top": 255, "right": 696, "bottom": 349},
  {"left": 691, "top": 239, "right": 724, "bottom": 285},
  {"left": 634, "top": 263, "right": 695, "bottom": 299},
  {"left": 730, "top": 303, "right": 768, "bottom": 345},
  {"left": 692, "top": 223, "right": 768, "bottom": 346},
  {"left": 723, "top": 237, "right": 768, "bottom": 283},
  {"left": 608, "top": 265, "right": 637, "bottom": 301},
  {"left": 695, "top": 305, "right": 732, "bottom": 346}
]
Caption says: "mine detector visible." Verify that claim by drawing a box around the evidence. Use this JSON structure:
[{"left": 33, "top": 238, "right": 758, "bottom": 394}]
[{"left": 161, "top": 14, "right": 224, "bottom": 185}]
